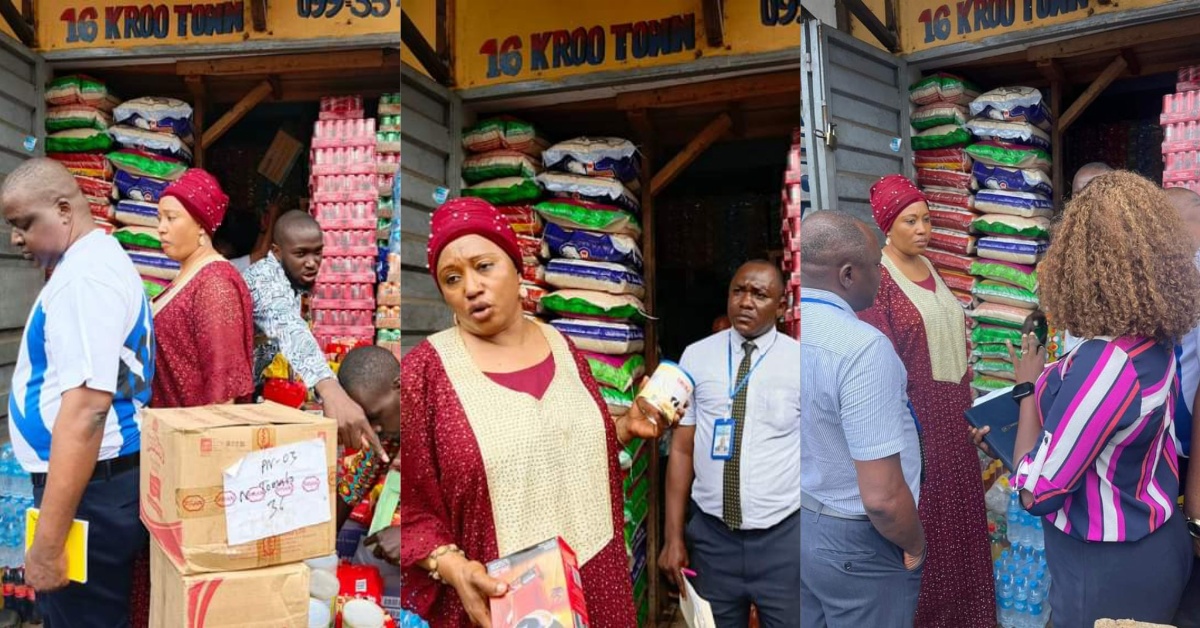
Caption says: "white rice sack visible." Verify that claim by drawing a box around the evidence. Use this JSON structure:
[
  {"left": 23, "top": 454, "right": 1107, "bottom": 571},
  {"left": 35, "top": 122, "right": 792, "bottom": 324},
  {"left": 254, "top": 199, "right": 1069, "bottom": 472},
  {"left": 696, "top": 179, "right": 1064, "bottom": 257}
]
[
  {"left": 970, "top": 86, "right": 1053, "bottom": 130},
  {"left": 114, "top": 200, "right": 160, "bottom": 228},
  {"left": 543, "top": 137, "right": 640, "bottom": 183},
  {"left": 109, "top": 125, "right": 193, "bottom": 162},
  {"left": 965, "top": 119, "right": 1051, "bottom": 151},
  {"left": 974, "top": 190, "right": 1053, "bottom": 219},
  {"left": 551, "top": 319, "right": 645, "bottom": 355},
  {"left": 976, "top": 237, "right": 1048, "bottom": 265},
  {"left": 545, "top": 258, "right": 645, "bottom": 299},
  {"left": 537, "top": 172, "right": 640, "bottom": 214},
  {"left": 113, "top": 97, "right": 194, "bottom": 137},
  {"left": 128, "top": 250, "right": 180, "bottom": 281}
]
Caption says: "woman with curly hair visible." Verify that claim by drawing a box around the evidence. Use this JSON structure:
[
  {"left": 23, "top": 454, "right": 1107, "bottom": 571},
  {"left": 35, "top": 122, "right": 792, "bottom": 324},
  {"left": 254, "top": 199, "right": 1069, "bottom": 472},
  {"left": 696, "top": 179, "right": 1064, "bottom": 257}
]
[{"left": 1009, "top": 171, "right": 1200, "bottom": 627}]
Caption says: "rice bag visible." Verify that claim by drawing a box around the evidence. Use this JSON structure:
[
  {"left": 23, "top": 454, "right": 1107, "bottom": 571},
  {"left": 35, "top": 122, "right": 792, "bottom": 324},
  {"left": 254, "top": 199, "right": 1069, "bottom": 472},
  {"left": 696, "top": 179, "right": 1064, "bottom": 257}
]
[
  {"left": 914, "top": 148, "right": 972, "bottom": 172},
  {"left": 973, "top": 280, "right": 1039, "bottom": 310},
  {"left": 938, "top": 269, "right": 977, "bottom": 293},
  {"left": 909, "top": 73, "right": 982, "bottom": 106},
  {"left": 114, "top": 170, "right": 169, "bottom": 203},
  {"left": 113, "top": 97, "right": 194, "bottom": 137},
  {"left": 46, "top": 128, "right": 112, "bottom": 154},
  {"left": 541, "top": 289, "right": 646, "bottom": 322},
  {"left": 74, "top": 175, "right": 113, "bottom": 201},
  {"left": 107, "top": 149, "right": 187, "bottom": 181},
  {"left": 912, "top": 125, "right": 972, "bottom": 151},
  {"left": 543, "top": 137, "right": 640, "bottom": 183},
  {"left": 972, "top": 162, "right": 1054, "bottom": 197},
  {"left": 543, "top": 223, "right": 643, "bottom": 269},
  {"left": 545, "top": 259, "right": 645, "bottom": 298},
  {"left": 50, "top": 153, "right": 112, "bottom": 179},
  {"left": 143, "top": 277, "right": 169, "bottom": 299},
  {"left": 90, "top": 200, "right": 115, "bottom": 222},
  {"left": 970, "top": 302, "right": 1032, "bottom": 329},
  {"left": 972, "top": 324, "right": 1022, "bottom": 346},
  {"left": 534, "top": 199, "right": 642, "bottom": 238},
  {"left": 127, "top": 250, "right": 180, "bottom": 281},
  {"left": 974, "top": 190, "right": 1052, "bottom": 220},
  {"left": 47, "top": 105, "right": 113, "bottom": 132},
  {"left": 970, "top": 87, "right": 1053, "bottom": 130},
  {"left": 515, "top": 235, "right": 543, "bottom": 267},
  {"left": 462, "top": 176, "right": 542, "bottom": 205},
  {"left": 929, "top": 207, "right": 976, "bottom": 232},
  {"left": 972, "top": 343, "right": 1014, "bottom": 360},
  {"left": 601, "top": 386, "right": 634, "bottom": 414},
  {"left": 538, "top": 172, "right": 640, "bottom": 214},
  {"left": 462, "top": 117, "right": 547, "bottom": 155},
  {"left": 113, "top": 226, "right": 163, "bottom": 250},
  {"left": 523, "top": 261, "right": 546, "bottom": 286},
  {"left": 583, "top": 352, "right": 646, "bottom": 393},
  {"left": 923, "top": 188, "right": 975, "bottom": 211},
  {"left": 930, "top": 228, "right": 977, "bottom": 255},
  {"left": 109, "top": 126, "right": 193, "bottom": 162},
  {"left": 966, "top": 141, "right": 1051, "bottom": 172},
  {"left": 912, "top": 104, "right": 969, "bottom": 131},
  {"left": 114, "top": 200, "right": 160, "bottom": 228},
  {"left": 952, "top": 290, "right": 975, "bottom": 308},
  {"left": 972, "top": 375, "right": 1013, "bottom": 393},
  {"left": 918, "top": 168, "right": 977, "bottom": 192},
  {"left": 975, "top": 359, "right": 1016, "bottom": 380},
  {"left": 972, "top": 214, "right": 1050, "bottom": 240},
  {"left": 46, "top": 75, "right": 119, "bottom": 111},
  {"left": 977, "top": 237, "right": 1047, "bottom": 265},
  {"left": 520, "top": 282, "right": 546, "bottom": 314},
  {"left": 965, "top": 119, "right": 1051, "bottom": 151},
  {"left": 551, "top": 319, "right": 645, "bottom": 355},
  {"left": 462, "top": 150, "right": 543, "bottom": 184},
  {"left": 969, "top": 259, "right": 1037, "bottom": 293},
  {"left": 925, "top": 248, "right": 975, "bottom": 274}
]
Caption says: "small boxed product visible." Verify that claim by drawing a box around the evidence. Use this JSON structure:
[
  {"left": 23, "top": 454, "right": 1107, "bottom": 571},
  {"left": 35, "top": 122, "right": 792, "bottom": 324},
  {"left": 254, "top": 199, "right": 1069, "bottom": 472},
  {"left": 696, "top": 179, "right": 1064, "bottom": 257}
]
[
  {"left": 486, "top": 537, "right": 589, "bottom": 628},
  {"left": 140, "top": 402, "right": 337, "bottom": 574},
  {"left": 148, "top": 541, "right": 311, "bottom": 628}
]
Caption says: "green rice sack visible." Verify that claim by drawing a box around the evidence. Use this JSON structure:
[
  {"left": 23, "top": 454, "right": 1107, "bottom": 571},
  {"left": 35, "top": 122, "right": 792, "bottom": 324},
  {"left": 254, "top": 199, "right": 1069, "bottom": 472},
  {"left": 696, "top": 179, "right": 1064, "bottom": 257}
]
[
  {"left": 533, "top": 199, "right": 642, "bottom": 238},
  {"left": 46, "top": 128, "right": 112, "bottom": 154},
  {"left": 912, "top": 104, "right": 968, "bottom": 131},
  {"left": 972, "top": 280, "right": 1039, "bottom": 310},
  {"left": 966, "top": 141, "right": 1052, "bottom": 172},
  {"left": 975, "top": 359, "right": 1016, "bottom": 380},
  {"left": 462, "top": 117, "right": 547, "bottom": 155},
  {"left": 912, "top": 125, "right": 972, "bottom": 151},
  {"left": 970, "top": 302, "right": 1033, "bottom": 329},
  {"left": 462, "top": 176, "right": 543, "bottom": 205},
  {"left": 107, "top": 149, "right": 187, "bottom": 181},
  {"left": 46, "top": 74, "right": 119, "bottom": 111},
  {"left": 113, "top": 226, "right": 162, "bottom": 250},
  {"left": 540, "top": 289, "right": 646, "bottom": 322},
  {"left": 582, "top": 352, "right": 646, "bottom": 393},
  {"left": 972, "top": 343, "right": 1013, "bottom": 360},
  {"left": 972, "top": 374, "right": 1013, "bottom": 393},
  {"left": 46, "top": 105, "right": 112, "bottom": 132},
  {"left": 909, "top": 73, "right": 982, "bottom": 106},
  {"left": 969, "top": 259, "right": 1037, "bottom": 292},
  {"left": 972, "top": 324, "right": 1023, "bottom": 346},
  {"left": 462, "top": 150, "right": 542, "bottom": 184},
  {"left": 971, "top": 214, "right": 1051, "bottom": 240},
  {"left": 601, "top": 386, "right": 634, "bottom": 414}
]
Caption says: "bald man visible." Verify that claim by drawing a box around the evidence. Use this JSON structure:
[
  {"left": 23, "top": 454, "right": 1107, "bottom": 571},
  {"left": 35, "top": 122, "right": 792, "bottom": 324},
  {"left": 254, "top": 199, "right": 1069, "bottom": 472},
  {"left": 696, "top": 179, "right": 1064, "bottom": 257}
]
[
  {"left": 1072, "top": 162, "right": 1114, "bottom": 197},
  {"left": 2, "top": 158, "right": 152, "bottom": 624},
  {"left": 242, "top": 210, "right": 383, "bottom": 459},
  {"left": 799, "top": 212, "right": 925, "bottom": 628}
]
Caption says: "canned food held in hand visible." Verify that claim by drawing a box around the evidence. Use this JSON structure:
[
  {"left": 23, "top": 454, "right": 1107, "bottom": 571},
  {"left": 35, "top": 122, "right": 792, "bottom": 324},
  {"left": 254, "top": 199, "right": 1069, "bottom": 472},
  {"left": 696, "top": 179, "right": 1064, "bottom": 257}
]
[{"left": 636, "top": 361, "right": 695, "bottom": 426}]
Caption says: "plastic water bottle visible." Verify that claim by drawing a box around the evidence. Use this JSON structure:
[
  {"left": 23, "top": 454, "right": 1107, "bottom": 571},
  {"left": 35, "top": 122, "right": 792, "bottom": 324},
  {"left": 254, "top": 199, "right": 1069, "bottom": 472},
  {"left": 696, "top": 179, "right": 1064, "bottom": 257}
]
[
  {"left": 999, "top": 575, "right": 1016, "bottom": 627},
  {"left": 0, "top": 447, "right": 14, "bottom": 496},
  {"left": 1032, "top": 517, "right": 1046, "bottom": 551},
  {"left": 1029, "top": 586, "right": 1045, "bottom": 627},
  {"left": 1007, "top": 492, "right": 1025, "bottom": 545}
]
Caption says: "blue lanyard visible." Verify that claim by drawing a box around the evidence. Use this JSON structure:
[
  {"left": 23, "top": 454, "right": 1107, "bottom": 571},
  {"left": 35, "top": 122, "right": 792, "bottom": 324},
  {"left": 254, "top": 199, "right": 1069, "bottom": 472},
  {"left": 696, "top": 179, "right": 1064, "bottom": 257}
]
[{"left": 727, "top": 332, "right": 775, "bottom": 401}]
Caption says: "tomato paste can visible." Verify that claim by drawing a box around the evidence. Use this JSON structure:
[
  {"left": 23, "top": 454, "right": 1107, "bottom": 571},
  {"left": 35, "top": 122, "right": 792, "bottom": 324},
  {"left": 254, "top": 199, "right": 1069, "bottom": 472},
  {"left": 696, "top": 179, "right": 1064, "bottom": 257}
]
[{"left": 636, "top": 360, "right": 695, "bottom": 425}]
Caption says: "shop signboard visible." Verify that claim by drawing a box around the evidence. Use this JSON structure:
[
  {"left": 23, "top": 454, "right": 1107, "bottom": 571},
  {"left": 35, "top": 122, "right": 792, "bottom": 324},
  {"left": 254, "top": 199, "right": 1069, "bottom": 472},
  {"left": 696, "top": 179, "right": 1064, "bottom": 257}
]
[{"left": 454, "top": 0, "right": 801, "bottom": 88}]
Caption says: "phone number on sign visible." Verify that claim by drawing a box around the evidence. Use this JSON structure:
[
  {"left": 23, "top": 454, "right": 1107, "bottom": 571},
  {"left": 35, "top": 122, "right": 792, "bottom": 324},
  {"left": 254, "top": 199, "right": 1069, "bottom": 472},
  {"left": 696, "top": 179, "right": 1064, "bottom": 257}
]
[{"left": 297, "top": 0, "right": 395, "bottom": 19}]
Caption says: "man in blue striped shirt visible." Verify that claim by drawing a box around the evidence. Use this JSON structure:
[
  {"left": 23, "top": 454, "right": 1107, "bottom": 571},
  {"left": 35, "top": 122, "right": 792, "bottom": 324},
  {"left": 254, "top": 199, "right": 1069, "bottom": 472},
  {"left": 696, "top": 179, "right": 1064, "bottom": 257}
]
[{"left": 799, "top": 211, "right": 925, "bottom": 628}]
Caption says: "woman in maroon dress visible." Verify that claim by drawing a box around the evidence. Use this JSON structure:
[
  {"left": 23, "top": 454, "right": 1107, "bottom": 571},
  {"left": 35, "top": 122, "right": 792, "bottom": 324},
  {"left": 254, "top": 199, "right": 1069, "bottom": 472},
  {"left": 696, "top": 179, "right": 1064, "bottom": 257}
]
[
  {"left": 400, "top": 198, "right": 669, "bottom": 627},
  {"left": 858, "top": 175, "right": 995, "bottom": 628}
]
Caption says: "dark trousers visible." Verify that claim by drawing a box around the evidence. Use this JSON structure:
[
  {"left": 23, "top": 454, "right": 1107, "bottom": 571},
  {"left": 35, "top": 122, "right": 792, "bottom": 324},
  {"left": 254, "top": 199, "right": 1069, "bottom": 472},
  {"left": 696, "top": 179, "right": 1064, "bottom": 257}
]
[
  {"left": 799, "top": 507, "right": 922, "bottom": 628},
  {"left": 32, "top": 466, "right": 146, "bottom": 628},
  {"left": 686, "top": 502, "right": 803, "bottom": 628}
]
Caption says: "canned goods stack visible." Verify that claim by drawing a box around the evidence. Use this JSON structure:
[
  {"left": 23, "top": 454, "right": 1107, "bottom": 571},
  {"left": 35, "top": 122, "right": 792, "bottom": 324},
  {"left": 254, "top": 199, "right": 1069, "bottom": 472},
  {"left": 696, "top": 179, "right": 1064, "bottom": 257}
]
[
  {"left": 309, "top": 95, "right": 378, "bottom": 350},
  {"left": 780, "top": 126, "right": 805, "bottom": 340},
  {"left": 1161, "top": 66, "right": 1200, "bottom": 193},
  {"left": 375, "top": 92, "right": 402, "bottom": 358}
]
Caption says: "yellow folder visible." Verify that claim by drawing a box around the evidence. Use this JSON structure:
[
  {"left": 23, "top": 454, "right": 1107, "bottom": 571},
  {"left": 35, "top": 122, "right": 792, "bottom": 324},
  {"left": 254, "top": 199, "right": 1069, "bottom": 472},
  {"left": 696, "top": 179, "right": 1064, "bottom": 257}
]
[{"left": 24, "top": 508, "right": 88, "bottom": 584}]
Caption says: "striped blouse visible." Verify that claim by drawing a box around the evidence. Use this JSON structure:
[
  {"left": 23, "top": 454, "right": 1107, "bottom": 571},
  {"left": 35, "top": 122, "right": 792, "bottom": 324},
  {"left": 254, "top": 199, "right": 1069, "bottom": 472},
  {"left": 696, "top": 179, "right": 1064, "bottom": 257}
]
[{"left": 1014, "top": 336, "right": 1180, "bottom": 543}]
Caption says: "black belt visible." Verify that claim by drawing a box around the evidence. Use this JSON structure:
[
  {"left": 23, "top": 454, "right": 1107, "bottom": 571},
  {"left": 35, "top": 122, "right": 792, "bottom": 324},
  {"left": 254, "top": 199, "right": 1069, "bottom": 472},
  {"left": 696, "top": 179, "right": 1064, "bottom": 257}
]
[{"left": 30, "top": 452, "right": 140, "bottom": 488}]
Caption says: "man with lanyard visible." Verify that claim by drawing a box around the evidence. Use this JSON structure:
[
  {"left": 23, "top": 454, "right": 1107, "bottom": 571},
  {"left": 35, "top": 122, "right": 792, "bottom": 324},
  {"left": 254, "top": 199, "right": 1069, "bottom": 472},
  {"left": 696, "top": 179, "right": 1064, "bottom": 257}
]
[
  {"left": 799, "top": 211, "right": 925, "bottom": 628},
  {"left": 658, "top": 260, "right": 802, "bottom": 627},
  {"left": 242, "top": 210, "right": 385, "bottom": 460}
]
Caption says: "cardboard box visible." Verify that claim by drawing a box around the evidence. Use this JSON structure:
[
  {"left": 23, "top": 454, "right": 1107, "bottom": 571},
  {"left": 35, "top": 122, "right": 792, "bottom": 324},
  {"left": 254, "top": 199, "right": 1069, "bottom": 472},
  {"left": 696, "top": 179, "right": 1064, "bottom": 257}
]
[
  {"left": 486, "top": 537, "right": 589, "bottom": 628},
  {"left": 141, "top": 402, "right": 337, "bottom": 574},
  {"left": 149, "top": 541, "right": 310, "bottom": 628}
]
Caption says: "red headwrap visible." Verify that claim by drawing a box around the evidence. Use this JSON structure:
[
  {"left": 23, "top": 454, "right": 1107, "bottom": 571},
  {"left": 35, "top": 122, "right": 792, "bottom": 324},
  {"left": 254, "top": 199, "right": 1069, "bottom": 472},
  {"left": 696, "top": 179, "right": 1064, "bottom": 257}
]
[
  {"left": 870, "top": 174, "right": 926, "bottom": 235},
  {"left": 426, "top": 197, "right": 523, "bottom": 279},
  {"left": 161, "top": 169, "right": 229, "bottom": 236}
]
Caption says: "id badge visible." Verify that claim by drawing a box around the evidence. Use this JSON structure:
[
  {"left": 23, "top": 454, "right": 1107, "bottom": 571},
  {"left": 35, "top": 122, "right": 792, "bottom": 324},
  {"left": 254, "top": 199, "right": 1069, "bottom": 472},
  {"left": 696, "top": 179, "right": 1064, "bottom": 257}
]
[{"left": 712, "top": 418, "right": 735, "bottom": 460}]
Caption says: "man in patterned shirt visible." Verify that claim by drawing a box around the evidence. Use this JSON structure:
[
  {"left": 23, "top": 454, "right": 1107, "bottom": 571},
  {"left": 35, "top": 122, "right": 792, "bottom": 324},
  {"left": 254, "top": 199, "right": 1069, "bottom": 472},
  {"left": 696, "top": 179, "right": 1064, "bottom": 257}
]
[{"left": 243, "top": 210, "right": 383, "bottom": 458}]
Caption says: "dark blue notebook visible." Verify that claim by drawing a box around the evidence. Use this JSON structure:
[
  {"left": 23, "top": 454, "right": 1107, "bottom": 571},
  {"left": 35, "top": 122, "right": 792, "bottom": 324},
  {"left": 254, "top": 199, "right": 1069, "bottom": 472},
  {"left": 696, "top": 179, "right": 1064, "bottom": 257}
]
[{"left": 965, "top": 386, "right": 1021, "bottom": 473}]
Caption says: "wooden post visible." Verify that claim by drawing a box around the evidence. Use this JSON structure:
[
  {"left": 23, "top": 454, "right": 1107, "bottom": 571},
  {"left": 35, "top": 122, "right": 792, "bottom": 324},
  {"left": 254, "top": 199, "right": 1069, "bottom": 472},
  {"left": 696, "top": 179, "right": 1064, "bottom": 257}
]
[
  {"left": 1051, "top": 80, "right": 1063, "bottom": 209},
  {"left": 186, "top": 76, "right": 207, "bottom": 168},
  {"left": 1060, "top": 53, "right": 1129, "bottom": 133},
  {"left": 201, "top": 80, "right": 274, "bottom": 151},
  {"left": 0, "top": 0, "right": 33, "bottom": 47},
  {"left": 640, "top": 137, "right": 662, "bottom": 628},
  {"left": 651, "top": 112, "right": 733, "bottom": 198},
  {"left": 702, "top": 0, "right": 724, "bottom": 47}
]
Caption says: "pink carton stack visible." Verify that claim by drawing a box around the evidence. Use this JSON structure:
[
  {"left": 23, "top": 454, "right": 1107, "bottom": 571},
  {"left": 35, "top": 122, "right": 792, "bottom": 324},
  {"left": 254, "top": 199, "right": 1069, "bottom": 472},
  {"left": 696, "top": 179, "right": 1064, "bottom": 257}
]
[
  {"left": 1161, "top": 66, "right": 1200, "bottom": 192},
  {"left": 309, "top": 95, "right": 377, "bottom": 349},
  {"left": 781, "top": 126, "right": 804, "bottom": 341}
]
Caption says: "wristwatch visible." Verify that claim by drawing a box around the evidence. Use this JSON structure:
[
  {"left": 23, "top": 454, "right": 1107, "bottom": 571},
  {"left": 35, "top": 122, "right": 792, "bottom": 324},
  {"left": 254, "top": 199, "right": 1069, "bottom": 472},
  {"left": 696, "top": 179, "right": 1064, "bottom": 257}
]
[
  {"left": 1011, "top": 382, "right": 1035, "bottom": 402},
  {"left": 1189, "top": 517, "right": 1200, "bottom": 540}
]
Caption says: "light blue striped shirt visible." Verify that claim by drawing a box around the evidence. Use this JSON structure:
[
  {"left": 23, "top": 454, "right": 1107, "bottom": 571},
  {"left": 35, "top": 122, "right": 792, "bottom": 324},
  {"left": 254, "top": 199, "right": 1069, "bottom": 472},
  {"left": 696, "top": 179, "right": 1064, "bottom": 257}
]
[{"left": 800, "top": 288, "right": 922, "bottom": 515}]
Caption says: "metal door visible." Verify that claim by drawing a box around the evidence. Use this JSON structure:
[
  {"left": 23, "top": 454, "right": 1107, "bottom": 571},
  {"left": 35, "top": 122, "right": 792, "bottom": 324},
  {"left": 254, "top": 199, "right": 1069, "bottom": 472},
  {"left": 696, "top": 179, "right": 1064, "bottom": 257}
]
[
  {"left": 0, "top": 34, "right": 45, "bottom": 425},
  {"left": 399, "top": 63, "right": 462, "bottom": 354},
  {"left": 801, "top": 19, "right": 912, "bottom": 229}
]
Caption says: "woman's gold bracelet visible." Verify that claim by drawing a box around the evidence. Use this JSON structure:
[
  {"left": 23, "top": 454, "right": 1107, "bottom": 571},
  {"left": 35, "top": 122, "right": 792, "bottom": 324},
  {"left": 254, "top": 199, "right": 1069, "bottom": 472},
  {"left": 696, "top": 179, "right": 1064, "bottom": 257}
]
[{"left": 425, "top": 544, "right": 465, "bottom": 583}]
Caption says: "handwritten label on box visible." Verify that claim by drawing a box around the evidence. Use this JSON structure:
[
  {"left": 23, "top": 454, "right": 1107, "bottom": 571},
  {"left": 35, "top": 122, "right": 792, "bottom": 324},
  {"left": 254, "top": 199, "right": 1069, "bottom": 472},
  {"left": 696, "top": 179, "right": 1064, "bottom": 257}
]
[{"left": 223, "top": 438, "right": 330, "bottom": 545}]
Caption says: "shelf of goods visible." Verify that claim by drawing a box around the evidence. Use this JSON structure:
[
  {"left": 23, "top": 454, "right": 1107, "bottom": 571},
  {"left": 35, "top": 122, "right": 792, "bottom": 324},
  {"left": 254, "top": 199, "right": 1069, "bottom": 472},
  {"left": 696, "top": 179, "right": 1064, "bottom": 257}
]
[
  {"left": 46, "top": 75, "right": 196, "bottom": 300},
  {"left": 1161, "top": 65, "right": 1200, "bottom": 192},
  {"left": 908, "top": 75, "right": 1053, "bottom": 399},
  {"left": 308, "top": 95, "right": 379, "bottom": 353},
  {"left": 782, "top": 127, "right": 805, "bottom": 340},
  {"left": 460, "top": 117, "right": 652, "bottom": 625},
  {"left": 375, "top": 92, "right": 401, "bottom": 358}
]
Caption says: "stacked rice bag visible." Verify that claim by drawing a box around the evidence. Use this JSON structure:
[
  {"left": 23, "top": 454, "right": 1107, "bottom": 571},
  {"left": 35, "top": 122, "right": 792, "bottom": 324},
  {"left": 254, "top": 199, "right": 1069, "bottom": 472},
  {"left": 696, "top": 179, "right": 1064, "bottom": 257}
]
[
  {"left": 310, "top": 95, "right": 378, "bottom": 350},
  {"left": 963, "top": 87, "right": 1054, "bottom": 395},
  {"left": 460, "top": 117, "right": 551, "bottom": 314},
  {"left": 375, "top": 93, "right": 401, "bottom": 357},
  {"left": 105, "top": 96, "right": 197, "bottom": 299},
  {"left": 45, "top": 75, "right": 121, "bottom": 235}
]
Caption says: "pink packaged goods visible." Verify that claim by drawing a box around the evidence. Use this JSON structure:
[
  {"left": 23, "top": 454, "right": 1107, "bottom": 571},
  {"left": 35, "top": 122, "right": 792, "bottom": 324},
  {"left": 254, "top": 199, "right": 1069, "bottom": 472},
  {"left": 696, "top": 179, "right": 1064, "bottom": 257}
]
[
  {"left": 913, "top": 148, "right": 972, "bottom": 172},
  {"left": 319, "top": 95, "right": 365, "bottom": 121},
  {"left": 929, "top": 207, "right": 976, "bottom": 233},
  {"left": 923, "top": 188, "right": 975, "bottom": 211},
  {"left": 925, "top": 248, "right": 975, "bottom": 274},
  {"left": 917, "top": 168, "right": 977, "bottom": 192},
  {"left": 312, "top": 119, "right": 377, "bottom": 147},
  {"left": 929, "top": 229, "right": 976, "bottom": 255}
]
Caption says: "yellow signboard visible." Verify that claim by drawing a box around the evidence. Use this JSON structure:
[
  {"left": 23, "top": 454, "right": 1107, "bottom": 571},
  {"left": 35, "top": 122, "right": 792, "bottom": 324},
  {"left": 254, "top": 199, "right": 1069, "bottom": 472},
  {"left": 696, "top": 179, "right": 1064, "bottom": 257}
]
[
  {"left": 454, "top": 0, "right": 800, "bottom": 88},
  {"left": 35, "top": 0, "right": 399, "bottom": 53},
  {"left": 901, "top": 0, "right": 1167, "bottom": 53}
]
